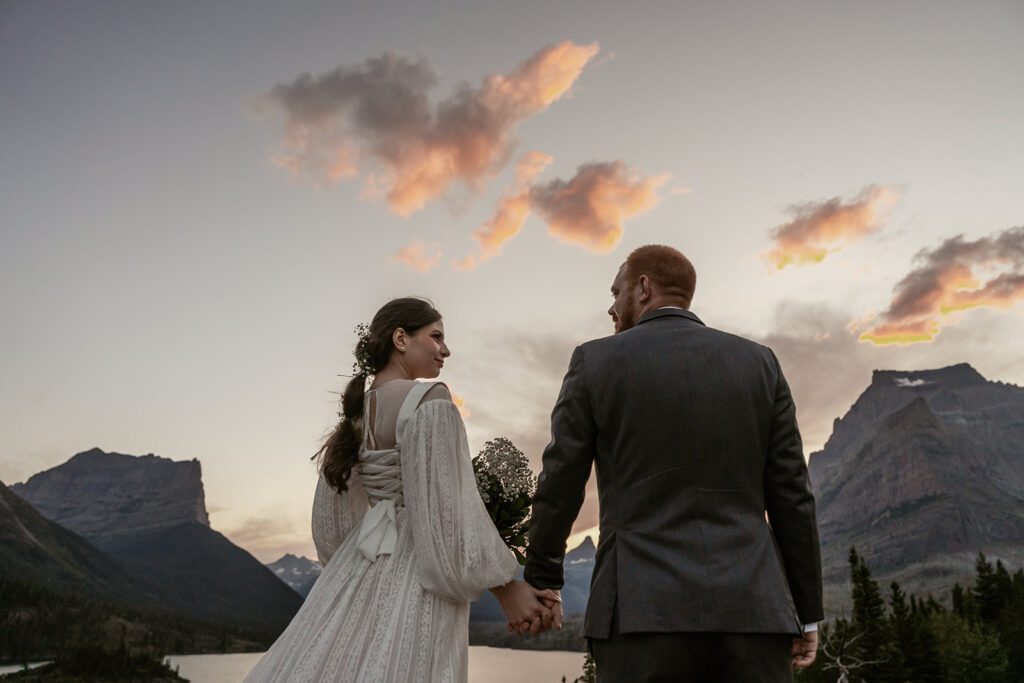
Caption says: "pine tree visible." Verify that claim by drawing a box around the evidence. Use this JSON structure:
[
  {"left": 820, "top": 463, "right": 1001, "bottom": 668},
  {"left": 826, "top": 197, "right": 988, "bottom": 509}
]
[
  {"left": 888, "top": 582, "right": 911, "bottom": 681},
  {"left": 997, "top": 568, "right": 1024, "bottom": 680},
  {"left": 848, "top": 547, "right": 891, "bottom": 681},
  {"left": 574, "top": 652, "right": 596, "bottom": 683},
  {"left": 932, "top": 611, "right": 1010, "bottom": 683},
  {"left": 950, "top": 581, "right": 966, "bottom": 618},
  {"left": 973, "top": 552, "right": 1007, "bottom": 625},
  {"left": 891, "top": 583, "right": 943, "bottom": 683}
]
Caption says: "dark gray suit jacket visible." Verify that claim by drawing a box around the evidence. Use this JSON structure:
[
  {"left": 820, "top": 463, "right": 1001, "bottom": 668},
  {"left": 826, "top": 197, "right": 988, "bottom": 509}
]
[{"left": 524, "top": 308, "right": 824, "bottom": 638}]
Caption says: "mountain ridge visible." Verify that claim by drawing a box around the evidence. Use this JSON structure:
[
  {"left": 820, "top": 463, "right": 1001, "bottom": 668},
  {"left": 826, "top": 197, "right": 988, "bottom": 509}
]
[
  {"left": 265, "top": 554, "right": 321, "bottom": 598},
  {"left": 12, "top": 447, "right": 210, "bottom": 548},
  {"left": 9, "top": 448, "right": 302, "bottom": 636},
  {"left": 808, "top": 363, "right": 1024, "bottom": 605}
]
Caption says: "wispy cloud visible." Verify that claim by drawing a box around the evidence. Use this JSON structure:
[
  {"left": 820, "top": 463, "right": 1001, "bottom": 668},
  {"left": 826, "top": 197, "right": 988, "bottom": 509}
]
[
  {"left": 530, "top": 161, "right": 668, "bottom": 254},
  {"left": 449, "top": 317, "right": 608, "bottom": 534},
  {"left": 263, "top": 42, "right": 600, "bottom": 216},
  {"left": 764, "top": 185, "right": 901, "bottom": 270},
  {"left": 450, "top": 390, "right": 471, "bottom": 419},
  {"left": 392, "top": 240, "right": 442, "bottom": 272},
  {"left": 468, "top": 151, "right": 554, "bottom": 266},
  {"left": 451, "top": 255, "right": 478, "bottom": 272},
  {"left": 223, "top": 511, "right": 312, "bottom": 563},
  {"left": 455, "top": 158, "right": 668, "bottom": 269},
  {"left": 859, "top": 226, "right": 1024, "bottom": 345}
]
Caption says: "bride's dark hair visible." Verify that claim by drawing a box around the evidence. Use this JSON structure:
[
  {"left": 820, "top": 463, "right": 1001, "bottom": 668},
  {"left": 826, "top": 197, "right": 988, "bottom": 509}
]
[{"left": 313, "top": 297, "right": 442, "bottom": 493}]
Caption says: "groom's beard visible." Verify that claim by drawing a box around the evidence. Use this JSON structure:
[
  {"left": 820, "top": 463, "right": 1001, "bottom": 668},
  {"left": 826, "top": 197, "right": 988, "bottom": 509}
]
[{"left": 616, "top": 298, "right": 640, "bottom": 333}]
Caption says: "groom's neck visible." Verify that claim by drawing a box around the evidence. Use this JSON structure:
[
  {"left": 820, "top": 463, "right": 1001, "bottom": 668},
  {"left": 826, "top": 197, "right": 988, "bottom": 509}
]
[{"left": 639, "top": 297, "right": 689, "bottom": 317}]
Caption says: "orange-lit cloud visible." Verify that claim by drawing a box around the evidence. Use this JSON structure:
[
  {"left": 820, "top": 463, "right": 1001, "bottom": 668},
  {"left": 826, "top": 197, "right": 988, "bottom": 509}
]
[
  {"left": 264, "top": 42, "right": 599, "bottom": 216},
  {"left": 469, "top": 151, "right": 554, "bottom": 265},
  {"left": 765, "top": 185, "right": 901, "bottom": 269},
  {"left": 859, "top": 226, "right": 1024, "bottom": 345},
  {"left": 392, "top": 240, "right": 442, "bottom": 272},
  {"left": 451, "top": 255, "right": 477, "bottom": 272},
  {"left": 530, "top": 161, "right": 669, "bottom": 253},
  {"left": 451, "top": 391, "right": 471, "bottom": 419}
]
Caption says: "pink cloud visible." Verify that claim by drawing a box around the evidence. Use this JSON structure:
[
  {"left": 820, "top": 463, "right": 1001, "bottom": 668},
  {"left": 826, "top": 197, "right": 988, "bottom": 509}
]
[
  {"left": 765, "top": 185, "right": 901, "bottom": 269},
  {"left": 264, "top": 42, "right": 599, "bottom": 216},
  {"left": 530, "top": 161, "right": 669, "bottom": 253},
  {"left": 471, "top": 151, "right": 554, "bottom": 263},
  {"left": 392, "top": 240, "right": 442, "bottom": 272},
  {"left": 859, "top": 226, "right": 1024, "bottom": 345}
]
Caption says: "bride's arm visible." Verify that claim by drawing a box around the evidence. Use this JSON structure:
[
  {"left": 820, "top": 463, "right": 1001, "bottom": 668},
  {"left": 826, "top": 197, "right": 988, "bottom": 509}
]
[
  {"left": 311, "top": 468, "right": 369, "bottom": 567},
  {"left": 400, "top": 394, "right": 519, "bottom": 602}
]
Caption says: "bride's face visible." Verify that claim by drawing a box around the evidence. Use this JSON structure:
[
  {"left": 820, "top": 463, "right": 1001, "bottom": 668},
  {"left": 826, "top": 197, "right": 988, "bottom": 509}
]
[{"left": 400, "top": 321, "right": 450, "bottom": 379}]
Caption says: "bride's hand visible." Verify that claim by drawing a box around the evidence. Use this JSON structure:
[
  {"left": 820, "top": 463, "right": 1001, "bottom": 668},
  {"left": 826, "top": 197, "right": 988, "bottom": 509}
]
[
  {"left": 490, "top": 581, "right": 554, "bottom": 635},
  {"left": 517, "top": 587, "right": 561, "bottom": 635}
]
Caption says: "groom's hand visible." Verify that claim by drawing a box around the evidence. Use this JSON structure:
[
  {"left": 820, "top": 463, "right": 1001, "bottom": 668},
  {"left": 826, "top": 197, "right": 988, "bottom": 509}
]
[
  {"left": 494, "top": 581, "right": 553, "bottom": 636},
  {"left": 791, "top": 630, "right": 818, "bottom": 670},
  {"left": 511, "top": 587, "right": 561, "bottom": 636},
  {"left": 540, "top": 589, "right": 562, "bottom": 631}
]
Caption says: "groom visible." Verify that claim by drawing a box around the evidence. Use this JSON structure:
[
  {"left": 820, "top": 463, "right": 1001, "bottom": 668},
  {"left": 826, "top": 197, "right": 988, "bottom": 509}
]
[{"left": 523, "top": 245, "right": 823, "bottom": 681}]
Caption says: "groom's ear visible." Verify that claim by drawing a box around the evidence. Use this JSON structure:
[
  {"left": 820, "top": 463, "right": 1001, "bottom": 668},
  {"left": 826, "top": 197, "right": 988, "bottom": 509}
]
[{"left": 638, "top": 274, "right": 653, "bottom": 303}]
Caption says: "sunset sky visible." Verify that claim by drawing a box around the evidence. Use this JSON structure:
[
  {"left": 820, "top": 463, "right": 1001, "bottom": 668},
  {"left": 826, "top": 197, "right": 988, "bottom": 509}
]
[{"left": 2, "top": 0, "right": 1023, "bottom": 562}]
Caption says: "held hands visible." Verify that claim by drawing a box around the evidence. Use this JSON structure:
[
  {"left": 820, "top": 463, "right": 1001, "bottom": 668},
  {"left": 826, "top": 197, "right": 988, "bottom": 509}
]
[
  {"left": 491, "top": 581, "right": 562, "bottom": 637},
  {"left": 791, "top": 629, "right": 818, "bottom": 670}
]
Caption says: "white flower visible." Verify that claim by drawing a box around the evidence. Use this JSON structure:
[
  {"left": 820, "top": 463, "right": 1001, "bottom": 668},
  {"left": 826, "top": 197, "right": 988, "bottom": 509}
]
[{"left": 473, "top": 437, "right": 536, "bottom": 503}]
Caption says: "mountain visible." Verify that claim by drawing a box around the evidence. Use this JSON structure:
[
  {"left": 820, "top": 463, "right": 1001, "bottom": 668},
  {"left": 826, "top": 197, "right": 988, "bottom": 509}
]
[
  {"left": 0, "top": 479, "right": 148, "bottom": 603},
  {"left": 266, "top": 554, "right": 321, "bottom": 598},
  {"left": 808, "top": 363, "right": 1024, "bottom": 604},
  {"left": 0, "top": 479, "right": 278, "bottom": 659},
  {"left": 469, "top": 536, "right": 596, "bottom": 623},
  {"left": 11, "top": 447, "right": 209, "bottom": 547},
  {"left": 11, "top": 448, "right": 302, "bottom": 636},
  {"left": 560, "top": 536, "right": 596, "bottom": 616}
]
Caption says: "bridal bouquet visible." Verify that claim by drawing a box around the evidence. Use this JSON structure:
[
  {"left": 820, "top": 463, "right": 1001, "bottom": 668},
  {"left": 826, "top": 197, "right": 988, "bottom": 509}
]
[{"left": 472, "top": 437, "right": 537, "bottom": 565}]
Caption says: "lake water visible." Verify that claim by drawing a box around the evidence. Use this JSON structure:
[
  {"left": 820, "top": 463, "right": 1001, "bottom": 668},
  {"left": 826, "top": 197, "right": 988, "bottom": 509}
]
[
  {"left": 0, "top": 662, "right": 48, "bottom": 676},
  {"left": 164, "top": 647, "right": 585, "bottom": 682}
]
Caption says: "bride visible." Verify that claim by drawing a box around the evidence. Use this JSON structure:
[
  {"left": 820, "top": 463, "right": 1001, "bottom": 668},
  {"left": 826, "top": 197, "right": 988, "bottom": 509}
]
[{"left": 244, "top": 297, "right": 557, "bottom": 682}]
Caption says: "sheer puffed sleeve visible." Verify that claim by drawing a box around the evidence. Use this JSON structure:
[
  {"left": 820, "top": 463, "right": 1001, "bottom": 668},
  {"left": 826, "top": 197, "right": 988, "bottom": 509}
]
[
  {"left": 401, "top": 400, "right": 518, "bottom": 602},
  {"left": 311, "top": 469, "right": 369, "bottom": 567}
]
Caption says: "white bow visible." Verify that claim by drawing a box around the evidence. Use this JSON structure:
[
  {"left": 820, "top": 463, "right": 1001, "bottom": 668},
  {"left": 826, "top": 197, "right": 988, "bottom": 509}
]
[{"left": 356, "top": 498, "right": 398, "bottom": 562}]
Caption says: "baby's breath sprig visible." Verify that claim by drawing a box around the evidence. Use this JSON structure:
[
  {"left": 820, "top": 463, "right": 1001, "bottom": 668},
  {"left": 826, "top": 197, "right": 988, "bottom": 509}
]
[
  {"left": 352, "top": 323, "right": 374, "bottom": 377},
  {"left": 473, "top": 437, "right": 537, "bottom": 565}
]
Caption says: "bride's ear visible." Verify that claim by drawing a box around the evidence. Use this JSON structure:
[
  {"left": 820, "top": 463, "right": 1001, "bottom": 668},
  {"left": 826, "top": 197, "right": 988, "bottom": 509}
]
[{"left": 393, "top": 328, "right": 407, "bottom": 352}]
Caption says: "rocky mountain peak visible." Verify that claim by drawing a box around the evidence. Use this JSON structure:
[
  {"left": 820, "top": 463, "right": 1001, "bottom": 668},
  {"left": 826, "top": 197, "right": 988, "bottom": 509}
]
[
  {"left": 265, "top": 554, "right": 322, "bottom": 598},
  {"left": 881, "top": 395, "right": 942, "bottom": 433},
  {"left": 870, "top": 363, "right": 986, "bottom": 390},
  {"left": 11, "top": 448, "right": 210, "bottom": 549},
  {"left": 808, "top": 363, "right": 1024, "bottom": 603},
  {"left": 567, "top": 536, "right": 596, "bottom": 563}
]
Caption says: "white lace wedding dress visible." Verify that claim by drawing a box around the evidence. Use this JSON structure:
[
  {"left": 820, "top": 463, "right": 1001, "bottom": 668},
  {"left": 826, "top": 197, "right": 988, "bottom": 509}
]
[{"left": 243, "top": 380, "right": 518, "bottom": 683}]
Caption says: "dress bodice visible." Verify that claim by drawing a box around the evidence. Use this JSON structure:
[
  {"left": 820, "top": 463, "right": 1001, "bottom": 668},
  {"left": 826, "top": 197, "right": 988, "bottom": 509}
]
[
  {"left": 358, "top": 447, "right": 403, "bottom": 506},
  {"left": 353, "top": 381, "right": 439, "bottom": 561}
]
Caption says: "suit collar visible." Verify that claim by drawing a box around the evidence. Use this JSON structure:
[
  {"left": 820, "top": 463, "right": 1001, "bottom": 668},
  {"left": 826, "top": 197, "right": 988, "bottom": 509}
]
[{"left": 636, "top": 307, "right": 705, "bottom": 327}]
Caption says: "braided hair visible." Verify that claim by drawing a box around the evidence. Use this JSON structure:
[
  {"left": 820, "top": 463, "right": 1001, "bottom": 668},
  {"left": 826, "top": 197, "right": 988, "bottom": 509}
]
[{"left": 313, "top": 297, "right": 442, "bottom": 492}]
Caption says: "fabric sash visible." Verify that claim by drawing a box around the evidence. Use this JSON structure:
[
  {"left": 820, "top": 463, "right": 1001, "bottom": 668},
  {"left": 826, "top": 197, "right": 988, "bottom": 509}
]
[{"left": 355, "top": 380, "right": 445, "bottom": 562}]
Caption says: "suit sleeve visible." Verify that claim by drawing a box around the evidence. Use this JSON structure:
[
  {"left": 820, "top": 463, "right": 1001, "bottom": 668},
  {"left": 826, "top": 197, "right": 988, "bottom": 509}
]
[
  {"left": 764, "top": 349, "right": 825, "bottom": 624},
  {"left": 524, "top": 346, "right": 597, "bottom": 590}
]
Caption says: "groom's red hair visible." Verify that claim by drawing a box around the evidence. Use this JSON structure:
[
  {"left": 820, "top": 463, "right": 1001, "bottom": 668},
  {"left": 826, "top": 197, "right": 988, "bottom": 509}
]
[{"left": 625, "top": 244, "right": 697, "bottom": 308}]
